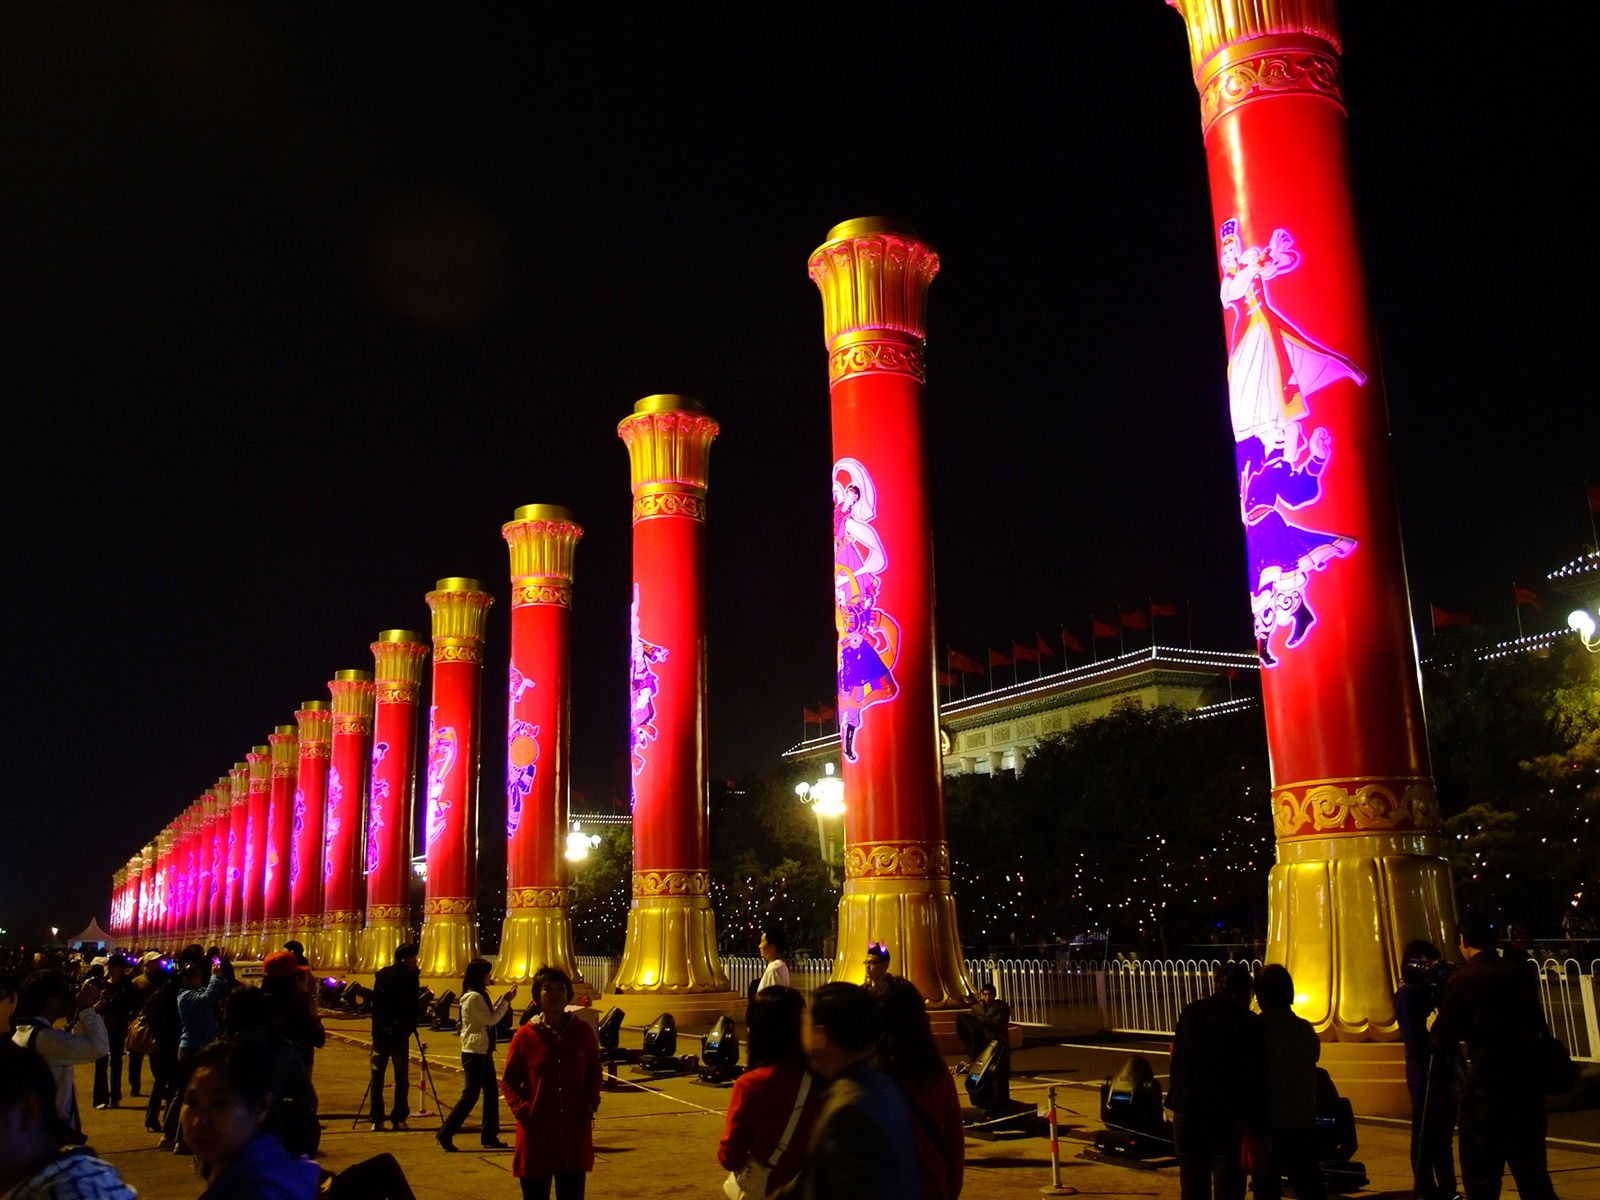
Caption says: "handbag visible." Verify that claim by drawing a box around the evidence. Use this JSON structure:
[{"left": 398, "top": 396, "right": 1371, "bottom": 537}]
[
  {"left": 724, "top": 1072, "right": 812, "bottom": 1200},
  {"left": 124, "top": 1014, "right": 159, "bottom": 1057}
]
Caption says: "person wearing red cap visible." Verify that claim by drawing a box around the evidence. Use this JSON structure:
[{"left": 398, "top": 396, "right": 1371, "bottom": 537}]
[{"left": 260, "top": 952, "right": 325, "bottom": 1079}]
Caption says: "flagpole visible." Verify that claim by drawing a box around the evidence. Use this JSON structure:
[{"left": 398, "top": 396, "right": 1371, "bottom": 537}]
[
  {"left": 1589, "top": 482, "right": 1598, "bottom": 551},
  {"left": 1513, "top": 584, "right": 1524, "bottom": 638},
  {"left": 1186, "top": 598, "right": 1194, "bottom": 649}
]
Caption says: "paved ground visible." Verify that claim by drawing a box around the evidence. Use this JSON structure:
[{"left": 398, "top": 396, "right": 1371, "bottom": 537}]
[{"left": 80, "top": 1016, "right": 1600, "bottom": 1199}]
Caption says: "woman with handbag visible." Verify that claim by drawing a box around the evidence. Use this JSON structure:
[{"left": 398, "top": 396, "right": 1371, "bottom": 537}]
[
  {"left": 719, "top": 987, "right": 821, "bottom": 1199},
  {"left": 436, "top": 958, "right": 515, "bottom": 1152},
  {"left": 500, "top": 967, "right": 600, "bottom": 1200},
  {"left": 875, "top": 978, "right": 964, "bottom": 1200}
]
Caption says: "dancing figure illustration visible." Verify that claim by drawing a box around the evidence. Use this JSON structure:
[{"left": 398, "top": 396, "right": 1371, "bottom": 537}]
[
  {"left": 1220, "top": 217, "right": 1364, "bottom": 665},
  {"left": 831, "top": 458, "right": 898, "bottom": 762},
  {"left": 628, "top": 583, "right": 668, "bottom": 782}
]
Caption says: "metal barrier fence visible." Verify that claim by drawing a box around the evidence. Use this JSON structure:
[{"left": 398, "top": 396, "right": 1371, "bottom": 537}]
[{"left": 574, "top": 952, "right": 1600, "bottom": 1060}]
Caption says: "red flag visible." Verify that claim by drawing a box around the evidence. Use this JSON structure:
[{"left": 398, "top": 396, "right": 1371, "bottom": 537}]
[
  {"left": 1091, "top": 617, "right": 1117, "bottom": 639},
  {"left": 803, "top": 706, "right": 821, "bottom": 723},
  {"left": 948, "top": 649, "right": 984, "bottom": 676},
  {"left": 817, "top": 704, "right": 835, "bottom": 720},
  {"left": 1120, "top": 610, "right": 1148, "bottom": 630},
  {"left": 989, "top": 648, "right": 1011, "bottom": 668},
  {"left": 1012, "top": 640, "right": 1040, "bottom": 664},
  {"left": 1430, "top": 604, "right": 1472, "bottom": 629},
  {"left": 1150, "top": 601, "right": 1178, "bottom": 618},
  {"left": 1513, "top": 585, "right": 1543, "bottom": 615},
  {"left": 1036, "top": 633, "right": 1056, "bottom": 659},
  {"left": 1588, "top": 482, "right": 1600, "bottom": 512},
  {"left": 936, "top": 671, "right": 956, "bottom": 687},
  {"left": 1059, "top": 625, "right": 1085, "bottom": 655}
]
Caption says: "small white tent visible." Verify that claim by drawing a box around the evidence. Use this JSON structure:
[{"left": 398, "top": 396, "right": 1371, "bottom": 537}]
[{"left": 68, "top": 918, "right": 115, "bottom": 948}]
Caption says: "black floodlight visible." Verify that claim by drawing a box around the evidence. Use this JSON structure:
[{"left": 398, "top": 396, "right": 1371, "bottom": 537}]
[
  {"left": 597, "top": 1006, "right": 625, "bottom": 1052},
  {"left": 641, "top": 1012, "right": 677, "bottom": 1059},
  {"left": 697, "top": 1014, "right": 742, "bottom": 1084}
]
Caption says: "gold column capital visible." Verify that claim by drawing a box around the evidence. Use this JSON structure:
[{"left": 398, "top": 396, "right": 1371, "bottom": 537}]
[
  {"left": 504, "top": 506, "right": 583, "bottom": 606},
  {"left": 329, "top": 670, "right": 376, "bottom": 732},
  {"left": 1167, "top": 0, "right": 1344, "bottom": 132},
  {"left": 371, "top": 632, "right": 429, "bottom": 696},
  {"left": 248, "top": 746, "right": 271, "bottom": 792},
  {"left": 213, "top": 778, "right": 231, "bottom": 810},
  {"left": 269, "top": 726, "right": 298, "bottom": 774},
  {"left": 808, "top": 218, "right": 939, "bottom": 363},
  {"left": 229, "top": 764, "right": 250, "bottom": 808},
  {"left": 618, "top": 397, "right": 719, "bottom": 522},
  {"left": 295, "top": 701, "right": 333, "bottom": 753},
  {"left": 426, "top": 579, "right": 493, "bottom": 664}
]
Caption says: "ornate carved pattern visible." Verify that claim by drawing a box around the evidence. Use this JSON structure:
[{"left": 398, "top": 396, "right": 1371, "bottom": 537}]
[
  {"left": 506, "top": 886, "right": 569, "bottom": 910},
  {"left": 422, "top": 896, "right": 476, "bottom": 916},
  {"left": 432, "top": 641, "right": 482, "bottom": 664},
  {"left": 333, "top": 715, "right": 373, "bottom": 735},
  {"left": 1273, "top": 779, "right": 1439, "bottom": 839},
  {"left": 633, "top": 869, "right": 711, "bottom": 897},
  {"left": 828, "top": 339, "right": 926, "bottom": 384},
  {"left": 1200, "top": 50, "right": 1343, "bottom": 133},
  {"left": 248, "top": 780, "right": 269, "bottom": 794},
  {"left": 511, "top": 582, "right": 573, "bottom": 608},
  {"left": 321, "top": 908, "right": 362, "bottom": 927},
  {"left": 298, "top": 743, "right": 331, "bottom": 759},
  {"left": 844, "top": 840, "right": 952, "bottom": 880},
  {"left": 272, "top": 762, "right": 296, "bottom": 777},
  {"left": 375, "top": 683, "right": 419, "bottom": 705},
  {"left": 632, "top": 491, "right": 706, "bottom": 522},
  {"left": 366, "top": 903, "right": 408, "bottom": 922}
]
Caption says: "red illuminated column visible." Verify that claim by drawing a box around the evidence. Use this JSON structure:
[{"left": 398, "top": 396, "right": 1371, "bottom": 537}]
[
  {"left": 613, "top": 396, "right": 730, "bottom": 996},
  {"left": 242, "top": 745, "right": 272, "bottom": 960},
  {"left": 195, "top": 792, "right": 216, "bottom": 945},
  {"left": 158, "top": 825, "right": 176, "bottom": 951},
  {"left": 292, "top": 701, "right": 332, "bottom": 960},
  {"left": 418, "top": 579, "right": 493, "bottom": 979},
  {"left": 322, "top": 670, "right": 374, "bottom": 970},
  {"left": 110, "top": 868, "right": 126, "bottom": 940},
  {"left": 126, "top": 856, "right": 143, "bottom": 945},
  {"left": 138, "top": 843, "right": 155, "bottom": 946},
  {"left": 496, "top": 507, "right": 584, "bottom": 984},
  {"left": 1168, "top": 1, "right": 1453, "bottom": 1041},
  {"left": 177, "top": 806, "right": 197, "bottom": 948},
  {"left": 357, "top": 632, "right": 428, "bottom": 972},
  {"left": 224, "top": 763, "right": 249, "bottom": 954},
  {"left": 264, "top": 725, "right": 299, "bottom": 957},
  {"left": 809, "top": 220, "right": 974, "bottom": 1006},
  {"left": 208, "top": 779, "right": 229, "bottom": 944}
]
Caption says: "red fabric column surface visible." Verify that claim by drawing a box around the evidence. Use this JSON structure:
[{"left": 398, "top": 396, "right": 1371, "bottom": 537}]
[
  {"left": 360, "top": 632, "right": 427, "bottom": 971},
  {"left": 322, "top": 670, "right": 374, "bottom": 969},
  {"left": 224, "top": 763, "right": 249, "bottom": 952},
  {"left": 291, "top": 702, "right": 332, "bottom": 950}
]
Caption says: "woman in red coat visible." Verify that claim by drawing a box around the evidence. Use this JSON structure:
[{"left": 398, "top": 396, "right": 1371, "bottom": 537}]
[
  {"left": 500, "top": 967, "right": 601, "bottom": 1200},
  {"left": 877, "top": 978, "right": 965, "bottom": 1200},
  {"left": 718, "top": 986, "right": 821, "bottom": 1194}
]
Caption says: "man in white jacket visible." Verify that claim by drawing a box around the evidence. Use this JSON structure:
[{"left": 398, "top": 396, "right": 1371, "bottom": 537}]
[{"left": 10, "top": 970, "right": 109, "bottom": 1140}]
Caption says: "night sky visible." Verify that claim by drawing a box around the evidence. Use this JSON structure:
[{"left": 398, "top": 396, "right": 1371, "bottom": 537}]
[{"left": 4, "top": 4, "right": 1591, "bottom": 941}]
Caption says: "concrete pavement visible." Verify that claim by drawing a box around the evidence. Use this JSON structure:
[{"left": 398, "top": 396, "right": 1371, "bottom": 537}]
[{"left": 77, "top": 1016, "right": 1600, "bottom": 1198}]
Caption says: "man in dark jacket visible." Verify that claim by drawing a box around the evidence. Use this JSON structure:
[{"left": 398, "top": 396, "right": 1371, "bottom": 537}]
[
  {"left": 91, "top": 956, "right": 137, "bottom": 1109},
  {"left": 368, "top": 943, "right": 420, "bottom": 1132},
  {"left": 773, "top": 982, "right": 917, "bottom": 1200},
  {"left": 1165, "top": 962, "right": 1267, "bottom": 1200},
  {"left": 1432, "top": 915, "right": 1556, "bottom": 1200}
]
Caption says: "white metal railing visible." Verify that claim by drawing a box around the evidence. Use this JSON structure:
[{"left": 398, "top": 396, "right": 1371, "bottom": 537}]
[
  {"left": 575, "top": 954, "right": 833, "bottom": 1001},
  {"left": 1530, "top": 956, "right": 1599, "bottom": 1060}
]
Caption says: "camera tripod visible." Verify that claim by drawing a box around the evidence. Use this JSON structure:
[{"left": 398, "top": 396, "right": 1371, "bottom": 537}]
[{"left": 351, "top": 1027, "right": 445, "bottom": 1131}]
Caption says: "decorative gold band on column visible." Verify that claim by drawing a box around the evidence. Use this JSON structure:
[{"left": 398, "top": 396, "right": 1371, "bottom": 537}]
[
  {"left": 426, "top": 579, "right": 493, "bottom": 659},
  {"left": 510, "top": 581, "right": 573, "bottom": 608},
  {"left": 330, "top": 669, "right": 376, "bottom": 733},
  {"left": 506, "top": 887, "right": 571, "bottom": 910},
  {"left": 828, "top": 332, "right": 927, "bottom": 384},
  {"left": 1272, "top": 777, "right": 1440, "bottom": 840},
  {"left": 632, "top": 869, "right": 711, "bottom": 898},
  {"left": 269, "top": 726, "right": 298, "bottom": 774},
  {"left": 618, "top": 396, "right": 719, "bottom": 497},
  {"left": 1166, "top": 2, "right": 1344, "bottom": 133},
  {"left": 366, "top": 904, "right": 408, "bottom": 922},
  {"left": 630, "top": 489, "right": 706, "bottom": 523},
  {"left": 421, "top": 896, "right": 476, "bottom": 917},
  {"left": 843, "top": 840, "right": 951, "bottom": 880},
  {"left": 374, "top": 682, "right": 420, "bottom": 705},
  {"left": 808, "top": 218, "right": 939, "bottom": 352}
]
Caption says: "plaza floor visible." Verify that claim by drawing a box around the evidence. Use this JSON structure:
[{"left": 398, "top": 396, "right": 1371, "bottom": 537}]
[{"left": 80, "top": 1015, "right": 1600, "bottom": 1199}]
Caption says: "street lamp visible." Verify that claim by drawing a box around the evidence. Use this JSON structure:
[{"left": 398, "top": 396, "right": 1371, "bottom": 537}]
[
  {"left": 1569, "top": 608, "right": 1599, "bottom": 653},
  {"left": 796, "top": 763, "right": 846, "bottom": 886},
  {"left": 565, "top": 822, "right": 601, "bottom": 864}
]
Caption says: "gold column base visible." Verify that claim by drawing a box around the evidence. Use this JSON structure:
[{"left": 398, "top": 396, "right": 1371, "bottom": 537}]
[
  {"left": 417, "top": 899, "right": 479, "bottom": 979},
  {"left": 495, "top": 890, "right": 582, "bottom": 983},
  {"left": 318, "top": 909, "right": 363, "bottom": 971},
  {"left": 1269, "top": 832, "right": 1457, "bottom": 1041},
  {"left": 833, "top": 876, "right": 975, "bottom": 1008},
  {"left": 613, "top": 887, "right": 729, "bottom": 993},
  {"left": 239, "top": 922, "right": 264, "bottom": 962},
  {"left": 261, "top": 916, "right": 292, "bottom": 960},
  {"left": 357, "top": 906, "right": 414, "bottom": 973},
  {"left": 288, "top": 915, "right": 320, "bottom": 959}
]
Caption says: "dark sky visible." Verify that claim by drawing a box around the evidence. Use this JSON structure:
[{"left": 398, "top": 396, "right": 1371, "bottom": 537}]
[{"left": 4, "top": 4, "right": 1591, "bottom": 940}]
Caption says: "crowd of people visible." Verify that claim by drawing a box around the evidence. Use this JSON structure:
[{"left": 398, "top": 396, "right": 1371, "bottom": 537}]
[{"left": 1165, "top": 913, "right": 1564, "bottom": 1200}]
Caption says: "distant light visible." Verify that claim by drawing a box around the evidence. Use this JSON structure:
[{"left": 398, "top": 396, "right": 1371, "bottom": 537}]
[{"left": 565, "top": 823, "right": 601, "bottom": 863}]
